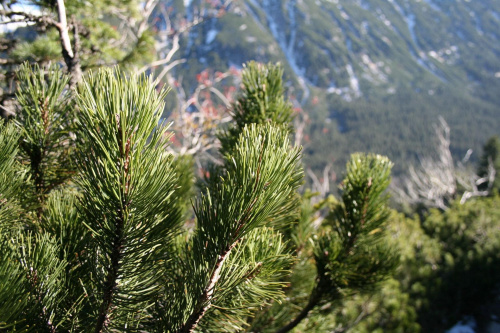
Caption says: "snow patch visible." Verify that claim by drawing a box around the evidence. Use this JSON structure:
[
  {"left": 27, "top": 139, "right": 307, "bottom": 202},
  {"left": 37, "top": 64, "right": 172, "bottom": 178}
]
[
  {"left": 360, "top": 54, "right": 388, "bottom": 83},
  {"left": 358, "top": 0, "right": 370, "bottom": 10},
  {"left": 251, "top": 0, "right": 310, "bottom": 104},
  {"left": 346, "top": 37, "right": 352, "bottom": 52},
  {"left": 328, "top": 64, "right": 362, "bottom": 101},
  {"left": 422, "top": 0, "right": 442, "bottom": 12},
  {"left": 446, "top": 317, "right": 477, "bottom": 333},
  {"left": 428, "top": 45, "right": 459, "bottom": 65},
  {"left": 406, "top": 13, "right": 417, "bottom": 44},
  {"left": 388, "top": 0, "right": 446, "bottom": 81},
  {"left": 471, "top": 11, "right": 484, "bottom": 35},
  {"left": 346, "top": 64, "right": 361, "bottom": 98},
  {"left": 361, "top": 21, "right": 369, "bottom": 34},
  {"left": 206, "top": 29, "right": 218, "bottom": 44},
  {"left": 0, "top": 19, "right": 35, "bottom": 33}
]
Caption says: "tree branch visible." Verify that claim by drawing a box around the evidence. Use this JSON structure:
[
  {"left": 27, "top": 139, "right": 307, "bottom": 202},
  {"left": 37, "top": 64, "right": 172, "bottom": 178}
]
[
  {"left": 332, "top": 302, "right": 372, "bottom": 333},
  {"left": 1, "top": 2, "right": 82, "bottom": 88},
  {"left": 153, "top": 59, "right": 186, "bottom": 83},
  {"left": 93, "top": 211, "right": 125, "bottom": 333},
  {"left": 55, "top": 0, "right": 81, "bottom": 89},
  {"left": 178, "top": 239, "right": 241, "bottom": 333},
  {"left": 94, "top": 120, "right": 132, "bottom": 333},
  {"left": 56, "top": 0, "right": 73, "bottom": 58},
  {"left": 0, "top": 10, "right": 60, "bottom": 28},
  {"left": 137, "top": 33, "right": 181, "bottom": 74},
  {"left": 275, "top": 289, "right": 321, "bottom": 333},
  {"left": 178, "top": 136, "right": 267, "bottom": 332}
]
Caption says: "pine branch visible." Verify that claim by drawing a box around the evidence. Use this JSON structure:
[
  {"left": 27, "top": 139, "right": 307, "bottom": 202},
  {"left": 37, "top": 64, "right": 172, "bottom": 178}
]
[
  {"left": 93, "top": 204, "right": 126, "bottom": 333},
  {"left": 15, "top": 63, "right": 77, "bottom": 221},
  {"left": 0, "top": 232, "right": 70, "bottom": 331},
  {"left": 177, "top": 63, "right": 302, "bottom": 331},
  {"left": 94, "top": 110, "right": 133, "bottom": 332},
  {"left": 178, "top": 155, "right": 264, "bottom": 332},
  {"left": 275, "top": 289, "right": 322, "bottom": 333},
  {"left": 193, "top": 227, "right": 294, "bottom": 332},
  {"left": 165, "top": 123, "right": 301, "bottom": 332},
  {"left": 25, "top": 264, "right": 58, "bottom": 333},
  {"left": 275, "top": 154, "right": 396, "bottom": 333},
  {"left": 178, "top": 239, "right": 240, "bottom": 333},
  {"left": 77, "top": 68, "right": 181, "bottom": 330},
  {"left": 218, "top": 62, "right": 294, "bottom": 155}
]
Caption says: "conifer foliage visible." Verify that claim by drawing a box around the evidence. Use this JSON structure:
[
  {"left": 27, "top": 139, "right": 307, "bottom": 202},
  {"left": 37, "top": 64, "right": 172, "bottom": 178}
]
[
  {"left": 0, "top": 62, "right": 397, "bottom": 332},
  {"left": 0, "top": 120, "right": 24, "bottom": 231},
  {"left": 15, "top": 63, "right": 78, "bottom": 215},
  {"left": 218, "top": 61, "right": 295, "bottom": 154}
]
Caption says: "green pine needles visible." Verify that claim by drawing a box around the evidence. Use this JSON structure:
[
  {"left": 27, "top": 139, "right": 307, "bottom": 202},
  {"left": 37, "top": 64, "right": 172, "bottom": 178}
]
[
  {"left": 165, "top": 123, "right": 302, "bottom": 332},
  {"left": 0, "top": 62, "right": 398, "bottom": 332},
  {"left": 76, "top": 69, "right": 183, "bottom": 331},
  {"left": 0, "top": 120, "right": 25, "bottom": 232},
  {"left": 16, "top": 63, "right": 77, "bottom": 205},
  {"left": 218, "top": 61, "right": 295, "bottom": 154}
]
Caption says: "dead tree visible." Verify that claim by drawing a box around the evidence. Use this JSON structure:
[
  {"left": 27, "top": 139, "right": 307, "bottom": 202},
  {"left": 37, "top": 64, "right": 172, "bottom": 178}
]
[{"left": 393, "top": 117, "right": 496, "bottom": 209}]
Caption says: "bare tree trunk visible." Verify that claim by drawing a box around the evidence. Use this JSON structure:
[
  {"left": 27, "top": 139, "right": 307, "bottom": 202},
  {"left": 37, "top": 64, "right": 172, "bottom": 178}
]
[
  {"left": 392, "top": 117, "right": 496, "bottom": 209},
  {"left": 56, "top": 0, "right": 82, "bottom": 89}
]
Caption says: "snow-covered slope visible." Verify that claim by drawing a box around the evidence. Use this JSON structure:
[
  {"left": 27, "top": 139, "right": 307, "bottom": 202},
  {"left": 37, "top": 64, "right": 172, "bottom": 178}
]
[{"left": 175, "top": 0, "right": 500, "bottom": 105}]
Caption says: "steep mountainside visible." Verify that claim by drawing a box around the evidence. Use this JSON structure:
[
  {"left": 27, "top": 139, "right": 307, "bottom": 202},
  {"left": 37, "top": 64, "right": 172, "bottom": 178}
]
[{"left": 166, "top": 0, "right": 500, "bottom": 176}]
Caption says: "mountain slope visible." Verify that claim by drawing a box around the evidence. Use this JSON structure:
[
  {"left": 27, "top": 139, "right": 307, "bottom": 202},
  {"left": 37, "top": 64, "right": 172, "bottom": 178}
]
[{"left": 167, "top": 0, "right": 500, "bottom": 176}]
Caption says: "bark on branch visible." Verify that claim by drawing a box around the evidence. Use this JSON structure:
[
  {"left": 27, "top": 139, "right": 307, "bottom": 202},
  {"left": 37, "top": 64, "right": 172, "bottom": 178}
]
[
  {"left": 177, "top": 241, "right": 238, "bottom": 333},
  {"left": 55, "top": 0, "right": 81, "bottom": 88},
  {"left": 0, "top": 10, "right": 60, "bottom": 28}
]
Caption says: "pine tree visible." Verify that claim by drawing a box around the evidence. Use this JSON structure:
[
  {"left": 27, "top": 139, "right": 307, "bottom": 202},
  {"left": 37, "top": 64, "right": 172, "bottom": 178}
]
[
  {"left": 0, "top": 0, "right": 157, "bottom": 86},
  {"left": 0, "top": 62, "right": 397, "bottom": 332},
  {"left": 0, "top": 0, "right": 232, "bottom": 117},
  {"left": 477, "top": 136, "right": 500, "bottom": 193},
  {"left": 246, "top": 153, "right": 397, "bottom": 333}
]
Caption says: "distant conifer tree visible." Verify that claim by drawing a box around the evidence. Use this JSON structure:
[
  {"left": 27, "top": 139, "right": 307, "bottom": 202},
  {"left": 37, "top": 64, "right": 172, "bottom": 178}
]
[{"left": 478, "top": 136, "right": 500, "bottom": 193}]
